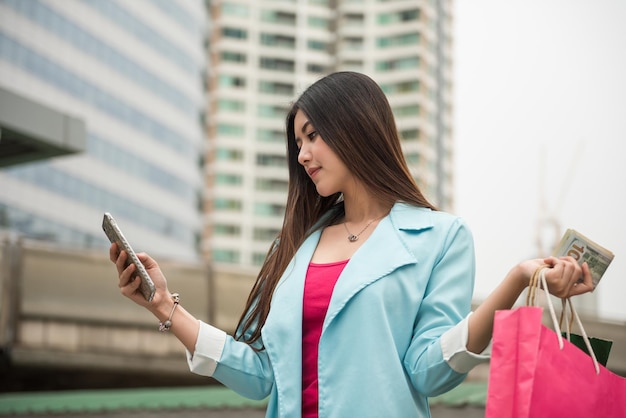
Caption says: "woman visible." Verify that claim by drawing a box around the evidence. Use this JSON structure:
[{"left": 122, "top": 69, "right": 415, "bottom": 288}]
[{"left": 110, "top": 72, "right": 592, "bottom": 417}]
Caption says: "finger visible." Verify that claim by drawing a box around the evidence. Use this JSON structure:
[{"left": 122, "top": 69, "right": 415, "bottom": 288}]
[
  {"left": 555, "top": 257, "right": 580, "bottom": 286},
  {"left": 136, "top": 252, "right": 155, "bottom": 269},
  {"left": 109, "top": 242, "right": 120, "bottom": 263},
  {"left": 571, "top": 262, "right": 594, "bottom": 294},
  {"left": 115, "top": 250, "right": 129, "bottom": 275},
  {"left": 543, "top": 270, "right": 569, "bottom": 298},
  {"left": 569, "top": 282, "right": 593, "bottom": 296},
  {"left": 581, "top": 261, "right": 593, "bottom": 285},
  {"left": 120, "top": 268, "right": 142, "bottom": 297},
  {"left": 542, "top": 256, "right": 559, "bottom": 267},
  {"left": 118, "top": 262, "right": 136, "bottom": 288},
  {"left": 554, "top": 259, "right": 585, "bottom": 297}
]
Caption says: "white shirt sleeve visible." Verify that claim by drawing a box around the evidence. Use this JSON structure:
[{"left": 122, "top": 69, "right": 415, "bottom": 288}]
[
  {"left": 440, "top": 312, "right": 492, "bottom": 374},
  {"left": 185, "top": 320, "right": 227, "bottom": 376}
]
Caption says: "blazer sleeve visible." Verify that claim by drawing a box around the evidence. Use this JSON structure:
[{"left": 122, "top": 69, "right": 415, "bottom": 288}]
[
  {"left": 402, "top": 217, "right": 477, "bottom": 397},
  {"left": 187, "top": 321, "right": 274, "bottom": 400}
]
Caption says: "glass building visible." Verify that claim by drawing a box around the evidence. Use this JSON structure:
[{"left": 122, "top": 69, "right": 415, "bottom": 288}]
[
  {"left": 205, "top": 0, "right": 455, "bottom": 267},
  {"left": 0, "top": 0, "right": 454, "bottom": 267},
  {"left": 0, "top": 0, "right": 208, "bottom": 261}
]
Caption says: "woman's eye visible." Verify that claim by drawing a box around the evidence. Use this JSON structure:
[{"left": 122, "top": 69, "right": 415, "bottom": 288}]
[{"left": 307, "top": 131, "right": 317, "bottom": 140}]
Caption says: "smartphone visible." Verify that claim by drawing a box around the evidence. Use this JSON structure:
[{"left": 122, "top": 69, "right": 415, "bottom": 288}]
[{"left": 102, "top": 212, "right": 156, "bottom": 302}]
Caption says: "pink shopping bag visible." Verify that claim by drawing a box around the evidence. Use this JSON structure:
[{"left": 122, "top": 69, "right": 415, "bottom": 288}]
[{"left": 485, "top": 306, "right": 626, "bottom": 418}]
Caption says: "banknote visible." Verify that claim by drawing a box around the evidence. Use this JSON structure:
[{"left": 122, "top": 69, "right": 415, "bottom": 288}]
[{"left": 552, "top": 229, "right": 614, "bottom": 288}]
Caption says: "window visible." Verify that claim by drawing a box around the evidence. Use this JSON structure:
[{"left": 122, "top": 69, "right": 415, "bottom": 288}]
[
  {"left": 307, "top": 63, "right": 327, "bottom": 73},
  {"left": 400, "top": 128, "right": 420, "bottom": 141},
  {"left": 222, "top": 3, "right": 249, "bottom": 17},
  {"left": 215, "top": 173, "right": 242, "bottom": 185},
  {"left": 261, "top": 33, "right": 296, "bottom": 49},
  {"left": 343, "top": 13, "right": 364, "bottom": 26},
  {"left": 342, "top": 37, "right": 363, "bottom": 50},
  {"left": 376, "top": 56, "right": 419, "bottom": 71},
  {"left": 256, "top": 178, "right": 288, "bottom": 191},
  {"left": 213, "top": 198, "right": 242, "bottom": 210},
  {"left": 259, "top": 81, "right": 294, "bottom": 95},
  {"left": 405, "top": 153, "right": 420, "bottom": 165},
  {"left": 380, "top": 80, "right": 419, "bottom": 95},
  {"left": 260, "top": 57, "right": 295, "bottom": 72},
  {"left": 218, "top": 75, "right": 246, "bottom": 88},
  {"left": 217, "top": 99, "right": 245, "bottom": 112},
  {"left": 253, "top": 252, "right": 268, "bottom": 265},
  {"left": 213, "top": 224, "right": 241, "bottom": 236},
  {"left": 308, "top": 40, "right": 328, "bottom": 51},
  {"left": 378, "top": 9, "right": 420, "bottom": 24},
  {"left": 258, "top": 104, "right": 290, "bottom": 118},
  {"left": 222, "top": 27, "right": 247, "bottom": 40},
  {"left": 221, "top": 51, "right": 247, "bottom": 63},
  {"left": 257, "top": 129, "right": 284, "bottom": 143},
  {"left": 217, "top": 123, "right": 244, "bottom": 137},
  {"left": 377, "top": 32, "right": 419, "bottom": 48},
  {"left": 308, "top": 16, "right": 329, "bottom": 29},
  {"left": 400, "top": 9, "right": 420, "bottom": 21},
  {"left": 341, "top": 59, "right": 363, "bottom": 70},
  {"left": 255, "top": 202, "right": 285, "bottom": 216},
  {"left": 393, "top": 104, "right": 420, "bottom": 117},
  {"left": 261, "top": 10, "right": 296, "bottom": 26},
  {"left": 254, "top": 227, "right": 280, "bottom": 240},
  {"left": 256, "top": 153, "right": 287, "bottom": 167},
  {"left": 215, "top": 148, "right": 243, "bottom": 161},
  {"left": 212, "top": 249, "right": 240, "bottom": 263}
]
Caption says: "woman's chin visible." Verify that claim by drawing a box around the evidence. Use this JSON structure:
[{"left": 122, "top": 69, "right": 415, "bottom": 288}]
[{"left": 315, "top": 185, "right": 335, "bottom": 198}]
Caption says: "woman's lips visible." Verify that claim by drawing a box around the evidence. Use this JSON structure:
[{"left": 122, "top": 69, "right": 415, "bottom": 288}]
[{"left": 307, "top": 167, "right": 320, "bottom": 179}]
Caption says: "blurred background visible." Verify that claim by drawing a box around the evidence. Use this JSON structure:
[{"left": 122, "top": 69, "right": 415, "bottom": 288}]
[{"left": 0, "top": 0, "right": 624, "bottom": 416}]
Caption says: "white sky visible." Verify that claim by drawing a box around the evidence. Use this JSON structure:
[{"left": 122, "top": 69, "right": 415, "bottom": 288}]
[{"left": 454, "top": 0, "right": 626, "bottom": 321}]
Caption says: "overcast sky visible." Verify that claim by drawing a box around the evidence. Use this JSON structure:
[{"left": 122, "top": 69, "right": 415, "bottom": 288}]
[{"left": 453, "top": 0, "right": 626, "bottom": 321}]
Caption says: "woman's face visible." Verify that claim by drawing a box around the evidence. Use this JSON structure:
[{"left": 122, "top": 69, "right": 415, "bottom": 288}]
[{"left": 293, "top": 110, "right": 354, "bottom": 197}]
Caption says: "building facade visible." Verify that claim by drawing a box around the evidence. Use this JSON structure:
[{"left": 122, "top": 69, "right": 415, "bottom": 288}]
[
  {"left": 205, "top": 0, "right": 455, "bottom": 267},
  {"left": 0, "top": 0, "right": 208, "bottom": 261},
  {"left": 0, "top": 0, "right": 454, "bottom": 268}
]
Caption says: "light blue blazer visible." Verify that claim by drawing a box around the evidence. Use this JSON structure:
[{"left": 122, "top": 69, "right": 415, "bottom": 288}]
[{"left": 211, "top": 202, "right": 476, "bottom": 417}]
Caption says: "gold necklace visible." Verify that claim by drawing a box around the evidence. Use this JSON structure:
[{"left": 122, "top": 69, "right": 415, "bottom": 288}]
[{"left": 343, "top": 218, "right": 377, "bottom": 242}]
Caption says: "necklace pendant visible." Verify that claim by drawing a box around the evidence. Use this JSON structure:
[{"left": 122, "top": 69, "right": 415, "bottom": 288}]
[{"left": 348, "top": 234, "right": 359, "bottom": 242}]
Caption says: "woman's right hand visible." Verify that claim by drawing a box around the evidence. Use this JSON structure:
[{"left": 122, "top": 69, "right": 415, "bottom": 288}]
[
  {"left": 109, "top": 243, "right": 170, "bottom": 309},
  {"left": 109, "top": 243, "right": 201, "bottom": 353}
]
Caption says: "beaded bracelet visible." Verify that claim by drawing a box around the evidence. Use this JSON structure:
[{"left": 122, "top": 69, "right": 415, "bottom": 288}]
[{"left": 159, "top": 293, "right": 180, "bottom": 332}]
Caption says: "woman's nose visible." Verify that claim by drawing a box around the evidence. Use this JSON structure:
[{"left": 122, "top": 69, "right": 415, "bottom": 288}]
[{"left": 297, "top": 145, "right": 310, "bottom": 165}]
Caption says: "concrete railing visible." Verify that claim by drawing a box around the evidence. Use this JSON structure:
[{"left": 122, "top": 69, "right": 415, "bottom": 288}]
[
  {"left": 1, "top": 236, "right": 215, "bottom": 375},
  {"left": 1, "top": 236, "right": 624, "bottom": 379}
]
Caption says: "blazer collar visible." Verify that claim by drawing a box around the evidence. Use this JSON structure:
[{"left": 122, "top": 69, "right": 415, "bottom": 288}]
[
  {"left": 265, "top": 202, "right": 435, "bottom": 337},
  {"left": 324, "top": 202, "right": 434, "bottom": 329}
]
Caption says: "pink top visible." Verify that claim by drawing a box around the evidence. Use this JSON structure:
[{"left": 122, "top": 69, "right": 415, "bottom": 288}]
[{"left": 301, "top": 259, "right": 349, "bottom": 418}]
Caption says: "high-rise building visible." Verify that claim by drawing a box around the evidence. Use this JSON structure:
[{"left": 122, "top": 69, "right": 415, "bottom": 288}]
[
  {"left": 0, "top": 0, "right": 454, "bottom": 268},
  {"left": 0, "top": 0, "right": 208, "bottom": 261},
  {"left": 205, "top": 0, "right": 454, "bottom": 267}
]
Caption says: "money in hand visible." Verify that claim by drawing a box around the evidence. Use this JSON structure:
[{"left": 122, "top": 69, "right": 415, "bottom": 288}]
[{"left": 552, "top": 229, "right": 614, "bottom": 288}]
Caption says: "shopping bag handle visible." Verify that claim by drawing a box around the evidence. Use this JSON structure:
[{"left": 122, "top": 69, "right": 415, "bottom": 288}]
[
  {"left": 559, "top": 296, "right": 601, "bottom": 374},
  {"left": 527, "top": 266, "right": 600, "bottom": 374}
]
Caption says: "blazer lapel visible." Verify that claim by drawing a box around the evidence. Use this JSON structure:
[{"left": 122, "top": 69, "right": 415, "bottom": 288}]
[
  {"left": 324, "top": 203, "right": 434, "bottom": 331},
  {"left": 263, "top": 229, "right": 320, "bottom": 341}
]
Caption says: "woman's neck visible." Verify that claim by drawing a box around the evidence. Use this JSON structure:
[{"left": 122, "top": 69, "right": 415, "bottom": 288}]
[{"left": 341, "top": 194, "right": 392, "bottom": 223}]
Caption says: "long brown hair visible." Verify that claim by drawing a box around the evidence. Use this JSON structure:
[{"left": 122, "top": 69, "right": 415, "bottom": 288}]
[{"left": 235, "top": 71, "right": 436, "bottom": 348}]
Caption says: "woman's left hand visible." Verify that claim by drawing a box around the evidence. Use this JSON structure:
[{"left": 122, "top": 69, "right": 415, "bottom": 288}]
[{"left": 539, "top": 256, "right": 594, "bottom": 298}]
